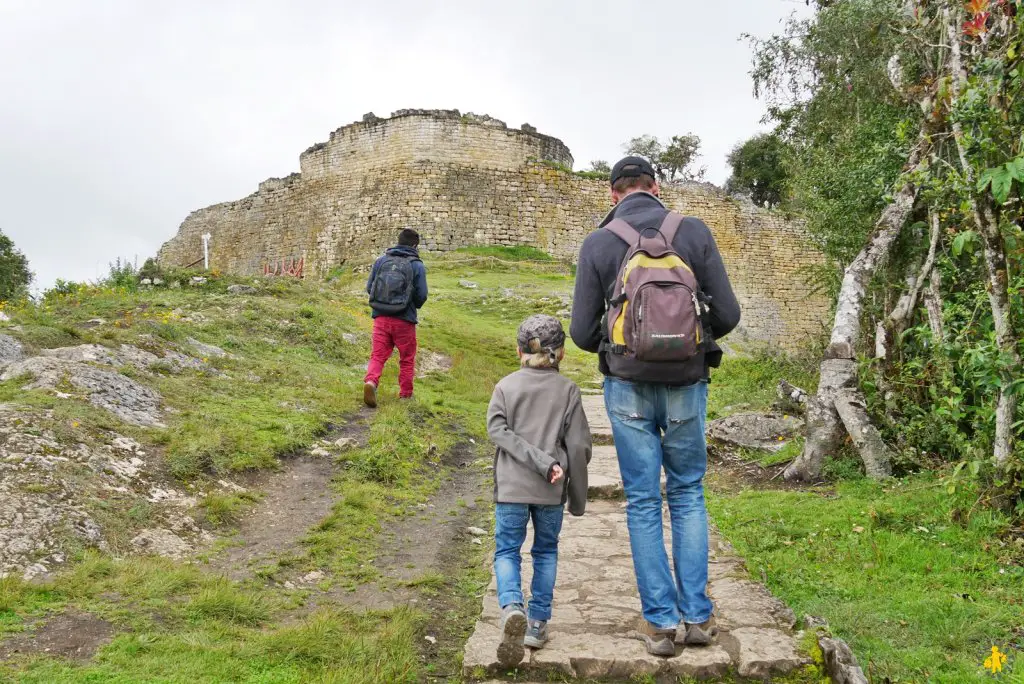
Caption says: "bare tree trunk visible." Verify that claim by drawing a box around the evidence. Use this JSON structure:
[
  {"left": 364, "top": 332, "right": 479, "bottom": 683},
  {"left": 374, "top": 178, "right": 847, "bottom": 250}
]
[
  {"left": 834, "top": 389, "right": 892, "bottom": 478},
  {"left": 924, "top": 268, "right": 945, "bottom": 342},
  {"left": 777, "top": 379, "right": 810, "bottom": 414},
  {"left": 876, "top": 208, "right": 943, "bottom": 360},
  {"left": 784, "top": 135, "right": 929, "bottom": 482},
  {"left": 946, "top": 9, "right": 1021, "bottom": 466}
]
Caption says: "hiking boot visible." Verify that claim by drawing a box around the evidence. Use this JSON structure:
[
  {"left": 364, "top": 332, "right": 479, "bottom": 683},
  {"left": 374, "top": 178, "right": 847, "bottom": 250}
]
[
  {"left": 677, "top": 616, "right": 719, "bottom": 646},
  {"left": 634, "top": 620, "right": 676, "bottom": 657},
  {"left": 496, "top": 604, "right": 527, "bottom": 667},
  {"left": 363, "top": 382, "right": 377, "bottom": 408},
  {"left": 523, "top": 619, "right": 548, "bottom": 649}
]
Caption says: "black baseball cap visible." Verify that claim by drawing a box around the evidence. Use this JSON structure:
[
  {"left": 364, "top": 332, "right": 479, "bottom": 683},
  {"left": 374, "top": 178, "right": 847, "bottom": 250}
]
[{"left": 610, "top": 156, "right": 657, "bottom": 186}]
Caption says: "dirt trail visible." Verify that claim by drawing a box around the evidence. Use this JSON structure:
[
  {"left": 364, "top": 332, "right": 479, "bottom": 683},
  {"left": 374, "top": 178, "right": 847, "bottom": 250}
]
[
  {"left": 309, "top": 442, "right": 491, "bottom": 613},
  {"left": 0, "top": 610, "right": 114, "bottom": 664},
  {"left": 203, "top": 409, "right": 373, "bottom": 580},
  {"left": 206, "top": 454, "right": 340, "bottom": 580}
]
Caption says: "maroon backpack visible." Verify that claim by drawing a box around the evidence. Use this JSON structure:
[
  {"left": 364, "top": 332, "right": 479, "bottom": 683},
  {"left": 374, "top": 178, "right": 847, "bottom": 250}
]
[{"left": 603, "top": 213, "right": 707, "bottom": 362}]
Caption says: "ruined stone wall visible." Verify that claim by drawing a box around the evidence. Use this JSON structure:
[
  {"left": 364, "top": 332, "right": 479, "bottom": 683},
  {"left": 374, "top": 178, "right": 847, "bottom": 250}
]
[{"left": 158, "top": 110, "right": 830, "bottom": 350}]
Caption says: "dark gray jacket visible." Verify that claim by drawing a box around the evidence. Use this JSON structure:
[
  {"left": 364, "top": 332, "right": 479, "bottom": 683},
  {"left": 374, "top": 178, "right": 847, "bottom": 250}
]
[
  {"left": 570, "top": 191, "right": 741, "bottom": 385},
  {"left": 366, "top": 245, "right": 429, "bottom": 324},
  {"left": 487, "top": 367, "right": 592, "bottom": 516}
]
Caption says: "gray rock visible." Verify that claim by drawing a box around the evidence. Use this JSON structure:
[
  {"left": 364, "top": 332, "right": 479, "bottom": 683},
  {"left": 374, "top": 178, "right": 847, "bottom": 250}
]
[
  {"left": 0, "top": 334, "right": 25, "bottom": 366},
  {"left": 466, "top": 526, "right": 487, "bottom": 537},
  {"left": 804, "top": 614, "right": 829, "bottom": 629},
  {"left": 0, "top": 311, "right": 9, "bottom": 322},
  {"left": 80, "top": 318, "right": 107, "bottom": 329},
  {"left": 302, "top": 570, "right": 326, "bottom": 583},
  {"left": 333, "top": 437, "right": 358, "bottom": 451},
  {"left": 730, "top": 627, "right": 805, "bottom": 679},
  {"left": 227, "top": 284, "right": 257, "bottom": 295},
  {"left": 42, "top": 344, "right": 159, "bottom": 369},
  {"left": 710, "top": 577, "right": 797, "bottom": 629},
  {"left": 341, "top": 333, "right": 360, "bottom": 344},
  {"left": 2, "top": 357, "right": 164, "bottom": 426},
  {"left": 131, "top": 529, "right": 191, "bottom": 559},
  {"left": 190, "top": 276, "right": 207, "bottom": 285},
  {"left": 152, "top": 278, "right": 164, "bottom": 286},
  {"left": 458, "top": 280, "right": 478, "bottom": 289},
  {"left": 309, "top": 447, "right": 332, "bottom": 458},
  {"left": 819, "top": 637, "right": 870, "bottom": 684},
  {"left": 140, "top": 278, "right": 153, "bottom": 285},
  {"left": 187, "top": 338, "right": 229, "bottom": 359},
  {"left": 707, "top": 412, "right": 803, "bottom": 452}
]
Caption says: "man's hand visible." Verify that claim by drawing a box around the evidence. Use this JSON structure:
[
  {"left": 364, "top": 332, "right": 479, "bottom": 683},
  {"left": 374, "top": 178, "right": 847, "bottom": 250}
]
[{"left": 549, "top": 464, "right": 565, "bottom": 484}]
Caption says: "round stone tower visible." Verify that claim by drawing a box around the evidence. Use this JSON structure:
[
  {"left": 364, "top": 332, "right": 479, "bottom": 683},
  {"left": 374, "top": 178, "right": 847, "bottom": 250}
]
[{"left": 298, "top": 109, "right": 573, "bottom": 179}]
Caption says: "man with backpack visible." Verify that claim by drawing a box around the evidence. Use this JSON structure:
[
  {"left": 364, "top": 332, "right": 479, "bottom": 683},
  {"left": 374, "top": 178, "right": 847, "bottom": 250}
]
[
  {"left": 569, "top": 157, "right": 740, "bottom": 657},
  {"left": 364, "top": 228, "right": 428, "bottom": 407}
]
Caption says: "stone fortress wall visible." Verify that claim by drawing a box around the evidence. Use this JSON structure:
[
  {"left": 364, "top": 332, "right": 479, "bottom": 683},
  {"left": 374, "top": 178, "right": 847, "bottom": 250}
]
[{"left": 157, "top": 109, "right": 830, "bottom": 350}]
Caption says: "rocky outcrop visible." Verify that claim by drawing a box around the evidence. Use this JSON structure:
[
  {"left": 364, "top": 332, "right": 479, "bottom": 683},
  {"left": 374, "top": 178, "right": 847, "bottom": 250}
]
[{"left": 707, "top": 412, "right": 803, "bottom": 452}]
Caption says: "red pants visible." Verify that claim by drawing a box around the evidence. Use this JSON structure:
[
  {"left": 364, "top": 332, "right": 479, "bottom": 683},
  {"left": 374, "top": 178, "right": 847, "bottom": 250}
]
[{"left": 365, "top": 316, "right": 417, "bottom": 398}]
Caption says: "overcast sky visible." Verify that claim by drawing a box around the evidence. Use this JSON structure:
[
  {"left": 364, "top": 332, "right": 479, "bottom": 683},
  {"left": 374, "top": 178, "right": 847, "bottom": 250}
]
[{"left": 0, "top": 0, "right": 811, "bottom": 290}]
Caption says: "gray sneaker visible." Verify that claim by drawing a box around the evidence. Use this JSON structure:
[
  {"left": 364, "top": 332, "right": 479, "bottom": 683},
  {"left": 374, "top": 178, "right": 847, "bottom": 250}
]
[
  {"left": 496, "top": 604, "right": 527, "bottom": 667},
  {"left": 524, "top": 619, "right": 548, "bottom": 649},
  {"left": 677, "top": 616, "right": 719, "bottom": 646},
  {"left": 634, "top": 620, "right": 676, "bottom": 657}
]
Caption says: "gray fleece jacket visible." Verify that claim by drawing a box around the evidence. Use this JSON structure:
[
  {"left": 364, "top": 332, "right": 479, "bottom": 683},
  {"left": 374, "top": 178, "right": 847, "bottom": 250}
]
[{"left": 487, "top": 367, "right": 592, "bottom": 516}]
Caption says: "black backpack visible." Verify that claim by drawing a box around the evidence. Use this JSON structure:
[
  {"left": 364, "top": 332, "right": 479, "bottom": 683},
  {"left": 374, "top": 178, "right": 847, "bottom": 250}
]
[{"left": 368, "top": 254, "right": 417, "bottom": 315}]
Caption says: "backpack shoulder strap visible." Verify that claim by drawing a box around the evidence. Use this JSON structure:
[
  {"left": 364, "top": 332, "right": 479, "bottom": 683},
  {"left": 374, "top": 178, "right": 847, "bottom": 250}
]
[
  {"left": 604, "top": 218, "right": 641, "bottom": 246},
  {"left": 658, "top": 212, "right": 684, "bottom": 246}
]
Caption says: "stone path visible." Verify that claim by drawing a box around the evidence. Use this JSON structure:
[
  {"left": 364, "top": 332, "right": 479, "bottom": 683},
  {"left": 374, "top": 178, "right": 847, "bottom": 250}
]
[{"left": 463, "top": 395, "right": 807, "bottom": 681}]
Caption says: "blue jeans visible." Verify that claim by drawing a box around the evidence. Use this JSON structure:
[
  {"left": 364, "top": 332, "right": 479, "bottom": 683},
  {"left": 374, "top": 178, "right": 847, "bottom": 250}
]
[
  {"left": 494, "top": 503, "right": 564, "bottom": 622},
  {"left": 604, "top": 376, "right": 713, "bottom": 629}
]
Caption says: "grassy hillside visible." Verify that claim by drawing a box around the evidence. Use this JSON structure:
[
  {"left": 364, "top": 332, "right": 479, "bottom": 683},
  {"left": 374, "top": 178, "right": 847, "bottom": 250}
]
[{"left": 0, "top": 253, "right": 1021, "bottom": 682}]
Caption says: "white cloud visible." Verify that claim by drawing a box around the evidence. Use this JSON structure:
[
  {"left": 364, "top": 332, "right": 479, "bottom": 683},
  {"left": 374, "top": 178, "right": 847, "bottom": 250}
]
[{"left": 0, "top": 0, "right": 809, "bottom": 289}]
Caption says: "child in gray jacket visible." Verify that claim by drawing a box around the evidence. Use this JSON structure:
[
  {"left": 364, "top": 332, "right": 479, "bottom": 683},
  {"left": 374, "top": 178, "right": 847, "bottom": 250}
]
[{"left": 486, "top": 314, "right": 592, "bottom": 667}]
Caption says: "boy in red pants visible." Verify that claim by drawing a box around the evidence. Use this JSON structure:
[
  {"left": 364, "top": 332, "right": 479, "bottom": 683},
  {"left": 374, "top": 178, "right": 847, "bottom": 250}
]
[{"left": 363, "top": 228, "right": 428, "bottom": 407}]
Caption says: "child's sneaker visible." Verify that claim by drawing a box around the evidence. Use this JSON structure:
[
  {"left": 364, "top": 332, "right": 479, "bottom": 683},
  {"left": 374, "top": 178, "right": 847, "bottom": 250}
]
[
  {"left": 523, "top": 619, "right": 548, "bottom": 649},
  {"left": 497, "top": 604, "right": 527, "bottom": 667}
]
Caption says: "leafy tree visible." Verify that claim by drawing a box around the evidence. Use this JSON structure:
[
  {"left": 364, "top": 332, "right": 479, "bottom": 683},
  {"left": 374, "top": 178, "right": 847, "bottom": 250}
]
[
  {"left": 0, "top": 229, "right": 32, "bottom": 301},
  {"left": 588, "top": 160, "right": 610, "bottom": 174},
  {"left": 748, "top": 0, "right": 915, "bottom": 268},
  {"left": 753, "top": 0, "right": 1024, "bottom": 490},
  {"left": 623, "top": 135, "right": 663, "bottom": 173},
  {"left": 622, "top": 133, "right": 705, "bottom": 182},
  {"left": 725, "top": 133, "right": 789, "bottom": 207}
]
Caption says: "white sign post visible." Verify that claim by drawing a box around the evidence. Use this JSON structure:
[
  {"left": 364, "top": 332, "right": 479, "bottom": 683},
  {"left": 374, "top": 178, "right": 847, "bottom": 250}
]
[{"left": 201, "top": 233, "right": 212, "bottom": 271}]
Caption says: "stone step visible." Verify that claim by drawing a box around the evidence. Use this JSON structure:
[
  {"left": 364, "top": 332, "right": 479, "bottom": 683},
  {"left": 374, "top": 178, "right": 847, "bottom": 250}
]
[
  {"left": 581, "top": 394, "right": 613, "bottom": 443},
  {"left": 586, "top": 446, "right": 622, "bottom": 499},
  {"left": 462, "top": 501, "right": 806, "bottom": 681},
  {"left": 464, "top": 395, "right": 809, "bottom": 682}
]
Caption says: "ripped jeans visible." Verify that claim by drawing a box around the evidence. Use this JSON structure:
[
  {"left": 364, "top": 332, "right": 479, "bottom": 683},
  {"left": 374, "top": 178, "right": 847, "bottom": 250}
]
[{"left": 604, "top": 376, "right": 713, "bottom": 629}]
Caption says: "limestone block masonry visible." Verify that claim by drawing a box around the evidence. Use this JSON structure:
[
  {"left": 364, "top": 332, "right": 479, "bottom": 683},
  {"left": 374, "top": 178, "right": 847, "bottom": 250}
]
[{"left": 157, "top": 109, "right": 830, "bottom": 350}]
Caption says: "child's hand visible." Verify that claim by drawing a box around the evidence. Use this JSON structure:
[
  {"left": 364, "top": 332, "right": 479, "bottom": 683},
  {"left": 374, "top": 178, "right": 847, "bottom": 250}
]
[{"left": 549, "top": 464, "right": 564, "bottom": 484}]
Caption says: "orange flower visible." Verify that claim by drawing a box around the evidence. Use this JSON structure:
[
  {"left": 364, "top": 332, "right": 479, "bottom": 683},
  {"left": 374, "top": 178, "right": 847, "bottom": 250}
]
[
  {"left": 963, "top": 12, "right": 990, "bottom": 36},
  {"left": 966, "top": 0, "right": 990, "bottom": 13}
]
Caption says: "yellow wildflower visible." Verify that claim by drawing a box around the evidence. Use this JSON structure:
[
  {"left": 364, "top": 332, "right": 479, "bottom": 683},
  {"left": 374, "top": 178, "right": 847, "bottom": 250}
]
[{"left": 984, "top": 645, "right": 1007, "bottom": 674}]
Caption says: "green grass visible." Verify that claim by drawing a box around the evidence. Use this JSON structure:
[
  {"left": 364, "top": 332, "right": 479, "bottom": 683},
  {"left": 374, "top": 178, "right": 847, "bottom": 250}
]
[
  {"left": 6, "top": 259, "right": 1020, "bottom": 682},
  {"left": 705, "top": 353, "right": 1024, "bottom": 682},
  {"left": 709, "top": 480, "right": 1024, "bottom": 682},
  {"left": 197, "top": 491, "right": 261, "bottom": 527},
  {"left": 454, "top": 245, "right": 554, "bottom": 261}
]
